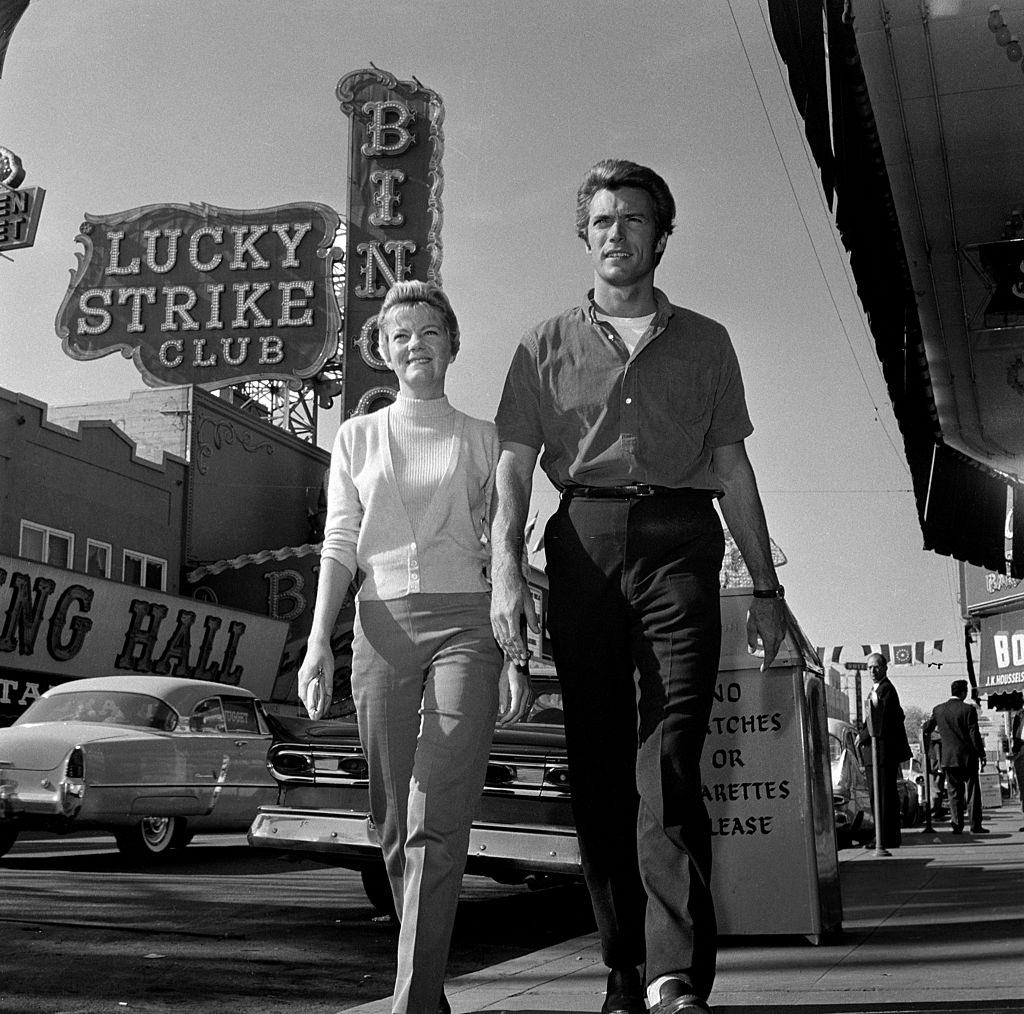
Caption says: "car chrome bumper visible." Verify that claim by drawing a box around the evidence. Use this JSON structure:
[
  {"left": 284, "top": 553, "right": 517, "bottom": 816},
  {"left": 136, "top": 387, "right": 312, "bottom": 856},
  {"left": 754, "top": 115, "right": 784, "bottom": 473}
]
[
  {"left": 0, "top": 781, "right": 83, "bottom": 821},
  {"left": 248, "top": 806, "right": 582, "bottom": 875}
]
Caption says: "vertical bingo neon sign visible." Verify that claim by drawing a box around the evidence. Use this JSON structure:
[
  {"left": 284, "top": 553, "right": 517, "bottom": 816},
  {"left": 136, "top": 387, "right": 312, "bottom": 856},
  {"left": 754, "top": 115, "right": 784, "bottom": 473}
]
[{"left": 336, "top": 68, "right": 444, "bottom": 417}]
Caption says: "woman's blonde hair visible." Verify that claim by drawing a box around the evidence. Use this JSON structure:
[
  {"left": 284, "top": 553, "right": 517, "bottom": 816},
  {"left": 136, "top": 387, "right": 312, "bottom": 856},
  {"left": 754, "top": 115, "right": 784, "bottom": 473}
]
[{"left": 377, "top": 281, "right": 460, "bottom": 359}]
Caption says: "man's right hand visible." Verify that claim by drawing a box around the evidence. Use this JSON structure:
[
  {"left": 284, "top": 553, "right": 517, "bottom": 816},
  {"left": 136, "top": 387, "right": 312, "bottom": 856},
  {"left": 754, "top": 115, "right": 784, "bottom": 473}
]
[
  {"left": 489, "top": 441, "right": 540, "bottom": 668},
  {"left": 490, "top": 558, "right": 537, "bottom": 667}
]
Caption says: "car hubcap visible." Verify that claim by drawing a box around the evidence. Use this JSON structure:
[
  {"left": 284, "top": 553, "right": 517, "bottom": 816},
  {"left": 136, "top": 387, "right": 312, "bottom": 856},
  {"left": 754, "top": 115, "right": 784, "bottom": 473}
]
[{"left": 141, "top": 817, "right": 171, "bottom": 848}]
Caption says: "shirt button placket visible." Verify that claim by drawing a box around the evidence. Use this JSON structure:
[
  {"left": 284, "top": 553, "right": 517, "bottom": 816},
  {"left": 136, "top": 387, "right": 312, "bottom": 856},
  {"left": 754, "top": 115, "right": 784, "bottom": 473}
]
[{"left": 622, "top": 369, "right": 638, "bottom": 468}]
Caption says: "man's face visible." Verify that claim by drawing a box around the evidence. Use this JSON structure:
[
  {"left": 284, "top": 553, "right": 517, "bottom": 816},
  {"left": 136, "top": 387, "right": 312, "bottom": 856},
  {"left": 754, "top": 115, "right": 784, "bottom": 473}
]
[
  {"left": 585, "top": 186, "right": 665, "bottom": 289},
  {"left": 867, "top": 655, "right": 887, "bottom": 683}
]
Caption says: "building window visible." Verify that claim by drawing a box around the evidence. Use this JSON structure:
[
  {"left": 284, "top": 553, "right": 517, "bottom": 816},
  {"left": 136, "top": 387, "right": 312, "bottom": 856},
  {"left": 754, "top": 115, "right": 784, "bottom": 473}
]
[
  {"left": 86, "top": 540, "right": 112, "bottom": 579},
  {"left": 123, "top": 550, "right": 166, "bottom": 591},
  {"left": 19, "top": 521, "right": 74, "bottom": 569}
]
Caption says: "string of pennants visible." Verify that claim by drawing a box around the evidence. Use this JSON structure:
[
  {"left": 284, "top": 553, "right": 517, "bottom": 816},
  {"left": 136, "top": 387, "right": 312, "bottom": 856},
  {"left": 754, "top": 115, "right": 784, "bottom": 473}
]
[{"left": 814, "top": 641, "right": 945, "bottom": 667}]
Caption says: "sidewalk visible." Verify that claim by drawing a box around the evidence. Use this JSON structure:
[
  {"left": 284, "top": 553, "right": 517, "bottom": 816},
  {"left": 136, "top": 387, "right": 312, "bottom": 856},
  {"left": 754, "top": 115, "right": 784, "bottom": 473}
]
[{"left": 350, "top": 806, "right": 1024, "bottom": 1014}]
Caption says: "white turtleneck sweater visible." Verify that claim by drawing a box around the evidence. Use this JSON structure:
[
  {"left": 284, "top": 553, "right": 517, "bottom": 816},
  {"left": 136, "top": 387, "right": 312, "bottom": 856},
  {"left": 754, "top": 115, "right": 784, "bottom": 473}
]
[
  {"left": 321, "top": 395, "right": 499, "bottom": 600},
  {"left": 389, "top": 394, "right": 458, "bottom": 524}
]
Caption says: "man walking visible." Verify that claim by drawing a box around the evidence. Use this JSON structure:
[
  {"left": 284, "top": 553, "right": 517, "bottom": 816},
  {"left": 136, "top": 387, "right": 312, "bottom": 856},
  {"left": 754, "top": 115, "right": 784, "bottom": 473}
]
[
  {"left": 856, "top": 653, "right": 913, "bottom": 849},
  {"left": 923, "top": 680, "right": 988, "bottom": 835},
  {"left": 491, "top": 160, "right": 786, "bottom": 1014}
]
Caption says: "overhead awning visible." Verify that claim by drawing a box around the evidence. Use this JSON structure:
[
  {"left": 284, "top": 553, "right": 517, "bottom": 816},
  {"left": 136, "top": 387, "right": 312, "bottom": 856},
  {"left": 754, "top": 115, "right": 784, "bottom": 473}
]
[
  {"left": 0, "top": 0, "right": 30, "bottom": 79},
  {"left": 769, "top": 0, "right": 1024, "bottom": 577}
]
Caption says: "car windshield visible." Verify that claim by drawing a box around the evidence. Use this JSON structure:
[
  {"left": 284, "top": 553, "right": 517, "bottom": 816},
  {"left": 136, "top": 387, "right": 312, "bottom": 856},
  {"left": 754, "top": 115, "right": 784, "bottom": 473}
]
[{"left": 15, "top": 691, "right": 179, "bottom": 732}]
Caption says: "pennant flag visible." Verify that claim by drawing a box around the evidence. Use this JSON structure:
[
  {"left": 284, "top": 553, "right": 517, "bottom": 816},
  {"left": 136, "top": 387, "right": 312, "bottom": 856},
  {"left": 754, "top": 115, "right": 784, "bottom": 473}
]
[
  {"left": 891, "top": 643, "right": 913, "bottom": 666},
  {"left": 861, "top": 644, "right": 890, "bottom": 660},
  {"left": 831, "top": 646, "right": 843, "bottom": 664},
  {"left": 856, "top": 640, "right": 944, "bottom": 664}
]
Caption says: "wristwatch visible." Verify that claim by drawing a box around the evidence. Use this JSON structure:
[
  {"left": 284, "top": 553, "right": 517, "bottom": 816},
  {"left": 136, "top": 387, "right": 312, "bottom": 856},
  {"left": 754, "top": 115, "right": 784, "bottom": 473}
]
[{"left": 752, "top": 585, "right": 785, "bottom": 599}]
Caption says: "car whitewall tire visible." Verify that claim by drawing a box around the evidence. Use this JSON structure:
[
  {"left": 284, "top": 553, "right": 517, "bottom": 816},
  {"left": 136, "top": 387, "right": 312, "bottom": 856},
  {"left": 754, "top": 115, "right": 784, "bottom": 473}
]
[{"left": 114, "top": 816, "right": 181, "bottom": 859}]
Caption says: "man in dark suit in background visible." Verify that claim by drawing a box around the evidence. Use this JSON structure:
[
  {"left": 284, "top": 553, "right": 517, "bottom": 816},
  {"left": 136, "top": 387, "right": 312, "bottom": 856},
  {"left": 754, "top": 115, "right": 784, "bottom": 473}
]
[
  {"left": 1010, "top": 708, "right": 1024, "bottom": 833},
  {"left": 923, "top": 680, "right": 988, "bottom": 835},
  {"left": 857, "top": 653, "right": 913, "bottom": 848}
]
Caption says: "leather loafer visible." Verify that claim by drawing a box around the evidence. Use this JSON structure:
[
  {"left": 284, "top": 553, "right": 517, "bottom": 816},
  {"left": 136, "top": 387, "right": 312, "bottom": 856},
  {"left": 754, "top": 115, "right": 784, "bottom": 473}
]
[
  {"left": 648, "top": 978, "right": 711, "bottom": 1014},
  {"left": 601, "top": 967, "right": 645, "bottom": 1014},
  {"left": 971, "top": 827, "right": 990, "bottom": 834}
]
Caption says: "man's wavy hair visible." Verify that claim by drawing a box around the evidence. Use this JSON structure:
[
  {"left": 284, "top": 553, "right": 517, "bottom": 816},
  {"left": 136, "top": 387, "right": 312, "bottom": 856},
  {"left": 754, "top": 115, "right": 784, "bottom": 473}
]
[
  {"left": 575, "top": 159, "right": 676, "bottom": 265},
  {"left": 377, "top": 280, "right": 460, "bottom": 359}
]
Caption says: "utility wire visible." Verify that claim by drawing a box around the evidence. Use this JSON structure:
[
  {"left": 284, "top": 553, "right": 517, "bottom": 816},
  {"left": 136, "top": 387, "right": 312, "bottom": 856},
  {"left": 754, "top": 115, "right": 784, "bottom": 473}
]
[{"left": 728, "top": 0, "right": 911, "bottom": 477}]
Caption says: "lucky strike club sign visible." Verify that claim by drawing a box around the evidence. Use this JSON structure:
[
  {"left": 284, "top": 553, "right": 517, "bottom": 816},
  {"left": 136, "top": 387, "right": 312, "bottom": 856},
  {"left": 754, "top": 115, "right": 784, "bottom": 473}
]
[{"left": 55, "top": 201, "right": 342, "bottom": 389}]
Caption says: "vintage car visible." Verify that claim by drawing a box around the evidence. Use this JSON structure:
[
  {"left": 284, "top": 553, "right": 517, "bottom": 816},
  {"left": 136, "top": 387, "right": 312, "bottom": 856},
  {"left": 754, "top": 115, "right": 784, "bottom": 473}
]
[
  {"left": 828, "top": 717, "right": 920, "bottom": 848},
  {"left": 248, "top": 677, "right": 578, "bottom": 913},
  {"left": 0, "top": 675, "right": 277, "bottom": 860}
]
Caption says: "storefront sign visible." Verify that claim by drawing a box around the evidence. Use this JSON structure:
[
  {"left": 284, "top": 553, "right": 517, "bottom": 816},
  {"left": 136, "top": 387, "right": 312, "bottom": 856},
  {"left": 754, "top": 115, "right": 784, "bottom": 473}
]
[
  {"left": 185, "top": 545, "right": 353, "bottom": 712},
  {"left": 0, "top": 184, "right": 44, "bottom": 251},
  {"left": 336, "top": 67, "right": 444, "bottom": 417},
  {"left": 979, "top": 607, "right": 1024, "bottom": 694},
  {"left": 0, "top": 555, "right": 289, "bottom": 715},
  {"left": 961, "top": 560, "right": 1024, "bottom": 616},
  {"left": 55, "top": 202, "right": 341, "bottom": 389}
]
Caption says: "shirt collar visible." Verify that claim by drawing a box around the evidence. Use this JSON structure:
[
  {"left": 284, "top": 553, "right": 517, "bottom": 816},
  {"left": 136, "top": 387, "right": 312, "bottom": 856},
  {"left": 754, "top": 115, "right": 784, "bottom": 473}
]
[{"left": 585, "top": 288, "right": 673, "bottom": 332}]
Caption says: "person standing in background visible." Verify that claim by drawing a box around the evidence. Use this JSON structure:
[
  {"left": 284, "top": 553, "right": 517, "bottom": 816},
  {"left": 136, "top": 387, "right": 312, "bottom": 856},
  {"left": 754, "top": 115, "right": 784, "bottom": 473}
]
[
  {"left": 1011, "top": 708, "right": 1024, "bottom": 832},
  {"left": 923, "top": 680, "right": 988, "bottom": 836},
  {"left": 856, "top": 653, "right": 912, "bottom": 849}
]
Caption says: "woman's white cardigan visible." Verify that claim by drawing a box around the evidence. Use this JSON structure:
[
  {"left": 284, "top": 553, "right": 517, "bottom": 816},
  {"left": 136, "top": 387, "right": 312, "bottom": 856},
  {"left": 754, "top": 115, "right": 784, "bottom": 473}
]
[{"left": 320, "top": 403, "right": 499, "bottom": 600}]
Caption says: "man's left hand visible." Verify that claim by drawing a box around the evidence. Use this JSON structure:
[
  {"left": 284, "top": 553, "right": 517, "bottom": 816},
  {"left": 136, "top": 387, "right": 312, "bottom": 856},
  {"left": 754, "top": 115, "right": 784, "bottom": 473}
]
[{"left": 746, "top": 597, "right": 788, "bottom": 672}]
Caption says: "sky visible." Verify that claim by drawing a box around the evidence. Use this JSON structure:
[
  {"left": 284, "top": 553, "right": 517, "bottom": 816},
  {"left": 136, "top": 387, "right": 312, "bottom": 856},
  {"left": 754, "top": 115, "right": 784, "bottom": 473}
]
[{"left": 0, "top": 0, "right": 974, "bottom": 716}]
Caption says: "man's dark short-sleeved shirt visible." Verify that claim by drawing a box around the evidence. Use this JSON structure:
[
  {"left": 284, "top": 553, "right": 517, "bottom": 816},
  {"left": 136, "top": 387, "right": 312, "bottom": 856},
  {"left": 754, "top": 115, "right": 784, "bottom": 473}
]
[{"left": 495, "top": 289, "right": 753, "bottom": 491}]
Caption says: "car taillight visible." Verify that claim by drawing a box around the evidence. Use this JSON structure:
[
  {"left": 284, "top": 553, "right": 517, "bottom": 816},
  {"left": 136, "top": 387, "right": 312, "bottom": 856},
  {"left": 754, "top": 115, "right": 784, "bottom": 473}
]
[
  {"left": 544, "top": 765, "right": 570, "bottom": 790},
  {"left": 66, "top": 747, "right": 84, "bottom": 779},
  {"left": 335, "top": 757, "right": 367, "bottom": 778},
  {"left": 486, "top": 763, "right": 517, "bottom": 786},
  {"left": 271, "top": 748, "right": 315, "bottom": 778}
]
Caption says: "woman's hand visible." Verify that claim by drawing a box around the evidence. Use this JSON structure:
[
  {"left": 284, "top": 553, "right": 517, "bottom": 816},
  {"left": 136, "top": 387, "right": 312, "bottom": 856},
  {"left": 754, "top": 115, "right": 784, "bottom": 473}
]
[
  {"left": 497, "top": 660, "right": 534, "bottom": 727},
  {"left": 298, "top": 642, "right": 334, "bottom": 719}
]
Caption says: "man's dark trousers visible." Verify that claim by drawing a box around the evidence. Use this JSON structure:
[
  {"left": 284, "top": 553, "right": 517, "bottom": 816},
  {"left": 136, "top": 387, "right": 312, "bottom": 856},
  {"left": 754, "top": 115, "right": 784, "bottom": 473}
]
[
  {"left": 543, "top": 490, "right": 724, "bottom": 1000},
  {"left": 944, "top": 762, "right": 982, "bottom": 831}
]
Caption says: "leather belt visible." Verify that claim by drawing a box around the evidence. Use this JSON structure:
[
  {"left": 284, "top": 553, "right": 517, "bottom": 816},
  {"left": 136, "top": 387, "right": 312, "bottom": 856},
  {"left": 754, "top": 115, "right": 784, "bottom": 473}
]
[{"left": 560, "top": 484, "right": 715, "bottom": 501}]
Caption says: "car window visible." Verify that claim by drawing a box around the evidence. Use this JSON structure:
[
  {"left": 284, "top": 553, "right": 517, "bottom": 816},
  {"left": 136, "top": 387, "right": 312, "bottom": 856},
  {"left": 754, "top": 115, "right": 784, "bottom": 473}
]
[
  {"left": 17, "top": 691, "right": 178, "bottom": 731},
  {"left": 222, "top": 697, "right": 262, "bottom": 734},
  {"left": 190, "top": 697, "right": 226, "bottom": 733},
  {"left": 525, "top": 691, "right": 564, "bottom": 726}
]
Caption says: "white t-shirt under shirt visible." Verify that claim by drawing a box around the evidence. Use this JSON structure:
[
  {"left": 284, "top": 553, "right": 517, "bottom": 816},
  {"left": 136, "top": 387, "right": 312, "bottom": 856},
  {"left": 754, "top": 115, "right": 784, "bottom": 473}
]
[{"left": 595, "top": 311, "right": 656, "bottom": 355}]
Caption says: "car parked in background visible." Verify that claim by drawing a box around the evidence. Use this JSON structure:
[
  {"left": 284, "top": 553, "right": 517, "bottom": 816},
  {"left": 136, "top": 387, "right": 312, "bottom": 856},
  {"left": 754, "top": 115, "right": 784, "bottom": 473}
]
[
  {"left": 0, "top": 676, "right": 278, "bottom": 860},
  {"left": 828, "top": 717, "right": 920, "bottom": 848},
  {"left": 249, "top": 677, "right": 579, "bottom": 914}
]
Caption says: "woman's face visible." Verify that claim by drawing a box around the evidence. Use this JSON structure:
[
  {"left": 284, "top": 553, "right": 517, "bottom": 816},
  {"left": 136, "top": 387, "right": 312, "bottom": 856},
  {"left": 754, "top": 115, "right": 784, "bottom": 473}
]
[{"left": 379, "top": 303, "right": 453, "bottom": 399}]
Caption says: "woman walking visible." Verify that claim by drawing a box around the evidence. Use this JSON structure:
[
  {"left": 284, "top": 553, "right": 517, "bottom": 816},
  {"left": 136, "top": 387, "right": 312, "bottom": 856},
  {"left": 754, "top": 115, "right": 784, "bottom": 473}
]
[{"left": 298, "top": 281, "right": 532, "bottom": 1014}]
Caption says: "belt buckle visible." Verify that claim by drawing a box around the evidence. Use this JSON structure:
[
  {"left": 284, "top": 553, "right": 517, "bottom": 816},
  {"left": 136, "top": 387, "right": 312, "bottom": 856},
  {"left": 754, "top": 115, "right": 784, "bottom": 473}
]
[{"left": 633, "top": 483, "right": 656, "bottom": 497}]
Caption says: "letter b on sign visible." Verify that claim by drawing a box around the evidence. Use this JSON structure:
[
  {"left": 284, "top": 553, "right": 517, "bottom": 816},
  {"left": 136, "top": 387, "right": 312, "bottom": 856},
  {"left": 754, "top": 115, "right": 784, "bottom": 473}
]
[{"left": 993, "top": 631, "right": 1024, "bottom": 668}]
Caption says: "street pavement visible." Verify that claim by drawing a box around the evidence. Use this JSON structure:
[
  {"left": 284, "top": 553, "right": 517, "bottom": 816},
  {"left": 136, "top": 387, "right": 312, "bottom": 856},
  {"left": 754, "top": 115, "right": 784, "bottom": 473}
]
[{"left": 349, "top": 805, "right": 1024, "bottom": 1014}]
